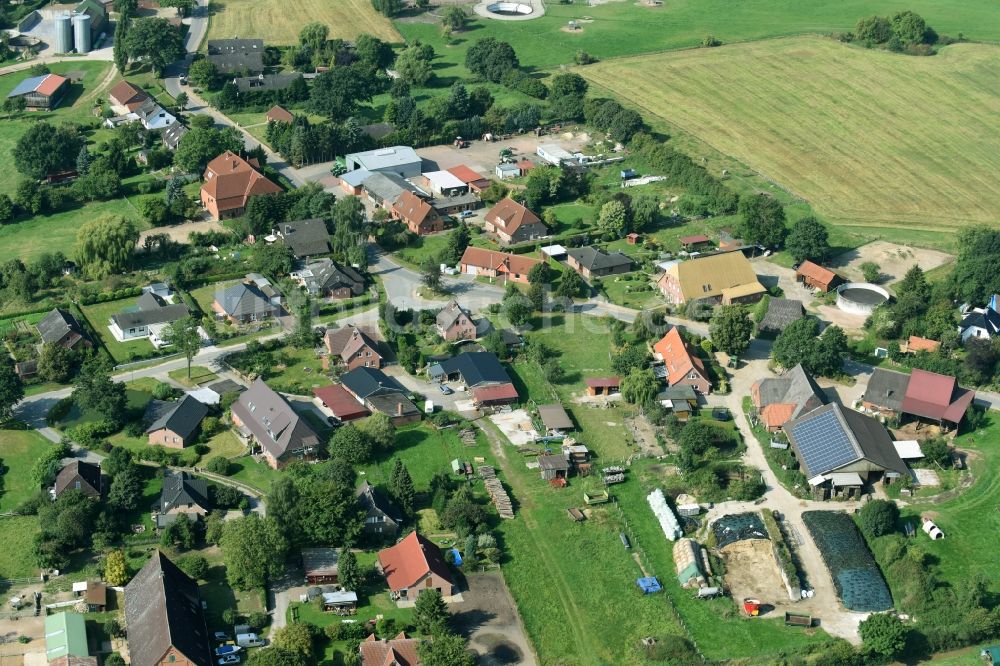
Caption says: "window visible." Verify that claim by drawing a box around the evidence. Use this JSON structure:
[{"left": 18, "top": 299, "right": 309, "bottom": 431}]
[
  {"left": 168, "top": 656, "right": 176, "bottom": 663},
  {"left": 74, "top": 481, "right": 81, "bottom": 490}
]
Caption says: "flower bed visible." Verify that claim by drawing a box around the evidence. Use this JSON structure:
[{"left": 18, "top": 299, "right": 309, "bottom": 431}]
[{"left": 802, "top": 511, "right": 892, "bottom": 612}]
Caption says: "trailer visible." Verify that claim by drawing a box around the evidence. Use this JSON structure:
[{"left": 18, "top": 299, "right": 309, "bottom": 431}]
[
  {"left": 784, "top": 612, "right": 812, "bottom": 627},
  {"left": 584, "top": 490, "right": 609, "bottom": 505}
]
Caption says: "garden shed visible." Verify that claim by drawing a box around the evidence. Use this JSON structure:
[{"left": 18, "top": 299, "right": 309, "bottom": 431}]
[
  {"left": 538, "top": 455, "right": 570, "bottom": 480},
  {"left": 302, "top": 548, "right": 339, "bottom": 584},
  {"left": 538, "top": 404, "right": 573, "bottom": 432}
]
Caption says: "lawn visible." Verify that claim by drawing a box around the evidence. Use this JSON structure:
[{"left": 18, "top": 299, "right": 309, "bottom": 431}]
[
  {"left": 78, "top": 296, "right": 158, "bottom": 363},
  {"left": 0, "top": 429, "right": 56, "bottom": 512},
  {"left": 889, "top": 412, "right": 1000, "bottom": 592},
  {"left": 0, "top": 196, "right": 152, "bottom": 265},
  {"left": 263, "top": 346, "right": 332, "bottom": 395},
  {"left": 58, "top": 388, "right": 152, "bottom": 429},
  {"left": 207, "top": 0, "right": 401, "bottom": 45},
  {"left": 0, "top": 515, "right": 41, "bottom": 579},
  {"left": 228, "top": 455, "right": 283, "bottom": 494},
  {"left": 581, "top": 37, "right": 1000, "bottom": 237},
  {"left": 361, "top": 421, "right": 492, "bottom": 492},
  {"left": 395, "top": 0, "right": 1000, "bottom": 80},
  {"left": 168, "top": 366, "right": 219, "bottom": 387}
]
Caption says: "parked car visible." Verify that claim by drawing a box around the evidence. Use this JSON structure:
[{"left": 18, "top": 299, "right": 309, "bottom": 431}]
[
  {"left": 326, "top": 415, "right": 342, "bottom": 427},
  {"left": 458, "top": 210, "right": 475, "bottom": 219},
  {"left": 213, "top": 633, "right": 232, "bottom": 642},
  {"left": 217, "top": 656, "right": 240, "bottom": 665},
  {"left": 214, "top": 646, "right": 241, "bottom": 657},
  {"left": 438, "top": 384, "right": 454, "bottom": 395}
]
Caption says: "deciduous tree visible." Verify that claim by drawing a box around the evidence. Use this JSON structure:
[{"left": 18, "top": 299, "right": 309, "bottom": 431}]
[
  {"left": 709, "top": 305, "right": 753, "bottom": 359},
  {"left": 104, "top": 550, "right": 130, "bottom": 586},
  {"left": 736, "top": 194, "right": 787, "bottom": 248},
  {"left": 859, "top": 613, "right": 906, "bottom": 659},
  {"left": 163, "top": 317, "right": 202, "bottom": 379},
  {"left": 465, "top": 38, "right": 519, "bottom": 83},
  {"left": 0, "top": 360, "right": 24, "bottom": 422},
  {"left": 76, "top": 215, "right": 139, "bottom": 278},
  {"left": 785, "top": 216, "right": 830, "bottom": 263},
  {"left": 221, "top": 514, "right": 289, "bottom": 590},
  {"left": 13, "top": 122, "right": 83, "bottom": 180},
  {"left": 124, "top": 18, "right": 184, "bottom": 74}
]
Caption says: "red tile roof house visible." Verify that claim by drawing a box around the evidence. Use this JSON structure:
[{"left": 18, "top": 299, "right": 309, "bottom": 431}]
[
  {"left": 200, "top": 151, "right": 281, "bottom": 220},
  {"left": 359, "top": 633, "right": 422, "bottom": 666},
  {"left": 653, "top": 327, "right": 712, "bottom": 395},
  {"left": 266, "top": 105, "right": 294, "bottom": 124},
  {"left": 312, "top": 384, "right": 371, "bottom": 422},
  {"left": 108, "top": 80, "right": 151, "bottom": 114},
  {"left": 679, "top": 234, "right": 713, "bottom": 251},
  {"left": 483, "top": 198, "right": 548, "bottom": 245},
  {"left": 230, "top": 378, "right": 321, "bottom": 469},
  {"left": 325, "top": 325, "right": 383, "bottom": 370},
  {"left": 459, "top": 247, "right": 541, "bottom": 284},
  {"left": 145, "top": 395, "right": 209, "bottom": 448},
  {"left": 435, "top": 300, "right": 477, "bottom": 342},
  {"left": 392, "top": 190, "right": 444, "bottom": 236},
  {"left": 378, "top": 531, "right": 456, "bottom": 602}
]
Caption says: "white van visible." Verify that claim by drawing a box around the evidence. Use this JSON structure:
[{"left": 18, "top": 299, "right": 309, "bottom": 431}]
[{"left": 236, "top": 633, "right": 266, "bottom": 648}]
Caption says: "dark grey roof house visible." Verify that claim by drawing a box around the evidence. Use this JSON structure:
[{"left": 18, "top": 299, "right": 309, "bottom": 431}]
[
  {"left": 145, "top": 395, "right": 209, "bottom": 445},
  {"left": 566, "top": 246, "right": 634, "bottom": 278},
  {"left": 159, "top": 470, "right": 210, "bottom": 514},
  {"left": 751, "top": 363, "right": 828, "bottom": 429},
  {"left": 124, "top": 551, "right": 212, "bottom": 666},
  {"left": 162, "top": 123, "right": 189, "bottom": 151},
  {"left": 231, "top": 378, "right": 321, "bottom": 467},
  {"left": 758, "top": 298, "right": 804, "bottom": 335},
  {"left": 214, "top": 282, "right": 279, "bottom": 323},
  {"left": 428, "top": 352, "right": 511, "bottom": 388},
  {"left": 278, "top": 218, "right": 331, "bottom": 258},
  {"left": 295, "top": 258, "right": 364, "bottom": 297},
  {"left": 36, "top": 308, "right": 90, "bottom": 349},
  {"left": 207, "top": 39, "right": 264, "bottom": 74},
  {"left": 232, "top": 73, "right": 300, "bottom": 92},
  {"left": 340, "top": 367, "right": 408, "bottom": 400},
  {"left": 110, "top": 292, "right": 189, "bottom": 335},
  {"left": 785, "top": 402, "right": 907, "bottom": 482},
  {"left": 362, "top": 172, "right": 420, "bottom": 207},
  {"left": 862, "top": 368, "right": 910, "bottom": 414},
  {"left": 54, "top": 460, "right": 101, "bottom": 499},
  {"left": 356, "top": 481, "right": 402, "bottom": 538}
]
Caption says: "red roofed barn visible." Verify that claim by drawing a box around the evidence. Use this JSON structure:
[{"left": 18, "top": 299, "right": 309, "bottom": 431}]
[
  {"left": 902, "top": 368, "right": 975, "bottom": 429},
  {"left": 459, "top": 247, "right": 541, "bottom": 284},
  {"left": 378, "top": 531, "right": 455, "bottom": 600}
]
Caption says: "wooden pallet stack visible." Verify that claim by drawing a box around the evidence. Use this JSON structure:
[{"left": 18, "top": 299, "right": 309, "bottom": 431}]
[
  {"left": 479, "top": 466, "right": 514, "bottom": 518},
  {"left": 460, "top": 428, "right": 477, "bottom": 446}
]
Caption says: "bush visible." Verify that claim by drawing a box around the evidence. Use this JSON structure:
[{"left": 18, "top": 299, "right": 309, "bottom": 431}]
[
  {"left": 206, "top": 456, "right": 233, "bottom": 475},
  {"left": 859, "top": 499, "right": 899, "bottom": 538}
]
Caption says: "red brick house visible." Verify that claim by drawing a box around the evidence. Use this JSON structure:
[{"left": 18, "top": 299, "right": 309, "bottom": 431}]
[
  {"left": 230, "top": 379, "right": 321, "bottom": 469},
  {"left": 653, "top": 327, "right": 711, "bottom": 395},
  {"left": 54, "top": 461, "right": 101, "bottom": 499},
  {"left": 378, "top": 531, "right": 455, "bottom": 600},
  {"left": 200, "top": 151, "right": 281, "bottom": 220},
  {"left": 483, "top": 198, "right": 548, "bottom": 245},
  {"left": 145, "top": 395, "right": 209, "bottom": 448},
  {"left": 459, "top": 247, "right": 541, "bottom": 284},
  {"left": 392, "top": 191, "right": 443, "bottom": 235},
  {"left": 435, "top": 300, "right": 476, "bottom": 342},
  {"left": 324, "top": 325, "right": 383, "bottom": 370}
]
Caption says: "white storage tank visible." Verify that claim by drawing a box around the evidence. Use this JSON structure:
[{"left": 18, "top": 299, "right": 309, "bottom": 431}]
[
  {"left": 53, "top": 13, "right": 73, "bottom": 54},
  {"left": 72, "top": 13, "right": 91, "bottom": 54}
]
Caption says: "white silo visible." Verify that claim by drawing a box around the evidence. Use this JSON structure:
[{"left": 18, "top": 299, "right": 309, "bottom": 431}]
[
  {"left": 53, "top": 13, "right": 73, "bottom": 54},
  {"left": 72, "top": 13, "right": 91, "bottom": 54}
]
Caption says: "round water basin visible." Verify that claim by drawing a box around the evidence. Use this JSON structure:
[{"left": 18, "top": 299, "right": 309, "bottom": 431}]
[{"left": 835, "top": 282, "right": 890, "bottom": 315}]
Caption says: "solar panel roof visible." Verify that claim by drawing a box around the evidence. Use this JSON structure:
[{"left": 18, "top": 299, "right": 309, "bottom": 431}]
[{"left": 788, "top": 406, "right": 860, "bottom": 478}]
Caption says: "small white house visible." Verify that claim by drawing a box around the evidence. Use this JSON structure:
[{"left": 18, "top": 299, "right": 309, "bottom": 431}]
[{"left": 422, "top": 170, "right": 468, "bottom": 196}]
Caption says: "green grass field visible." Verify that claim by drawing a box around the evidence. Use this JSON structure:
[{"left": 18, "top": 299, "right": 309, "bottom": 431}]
[
  {"left": 396, "top": 0, "right": 1000, "bottom": 81},
  {"left": 0, "top": 429, "right": 55, "bottom": 512},
  {"left": 0, "top": 515, "right": 41, "bottom": 579},
  {"left": 581, "top": 37, "right": 1000, "bottom": 235},
  {"left": 168, "top": 366, "right": 219, "bottom": 387},
  {"left": 208, "top": 0, "right": 401, "bottom": 45}
]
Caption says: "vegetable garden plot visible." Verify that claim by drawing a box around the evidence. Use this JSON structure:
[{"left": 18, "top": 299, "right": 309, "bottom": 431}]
[{"left": 802, "top": 511, "right": 893, "bottom": 612}]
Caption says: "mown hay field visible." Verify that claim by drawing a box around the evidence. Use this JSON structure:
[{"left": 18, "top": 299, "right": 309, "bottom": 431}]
[
  {"left": 582, "top": 37, "right": 1000, "bottom": 233},
  {"left": 207, "top": 0, "right": 402, "bottom": 45}
]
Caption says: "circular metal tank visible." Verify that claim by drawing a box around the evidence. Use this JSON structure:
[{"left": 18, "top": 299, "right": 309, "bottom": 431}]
[
  {"left": 72, "top": 12, "right": 91, "bottom": 54},
  {"left": 53, "top": 13, "right": 73, "bottom": 54}
]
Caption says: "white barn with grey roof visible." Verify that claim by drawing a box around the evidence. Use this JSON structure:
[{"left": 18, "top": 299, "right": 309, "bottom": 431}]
[{"left": 345, "top": 146, "right": 422, "bottom": 178}]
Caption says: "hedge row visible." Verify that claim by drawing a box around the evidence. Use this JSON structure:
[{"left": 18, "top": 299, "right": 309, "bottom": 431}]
[{"left": 80, "top": 286, "right": 144, "bottom": 305}]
